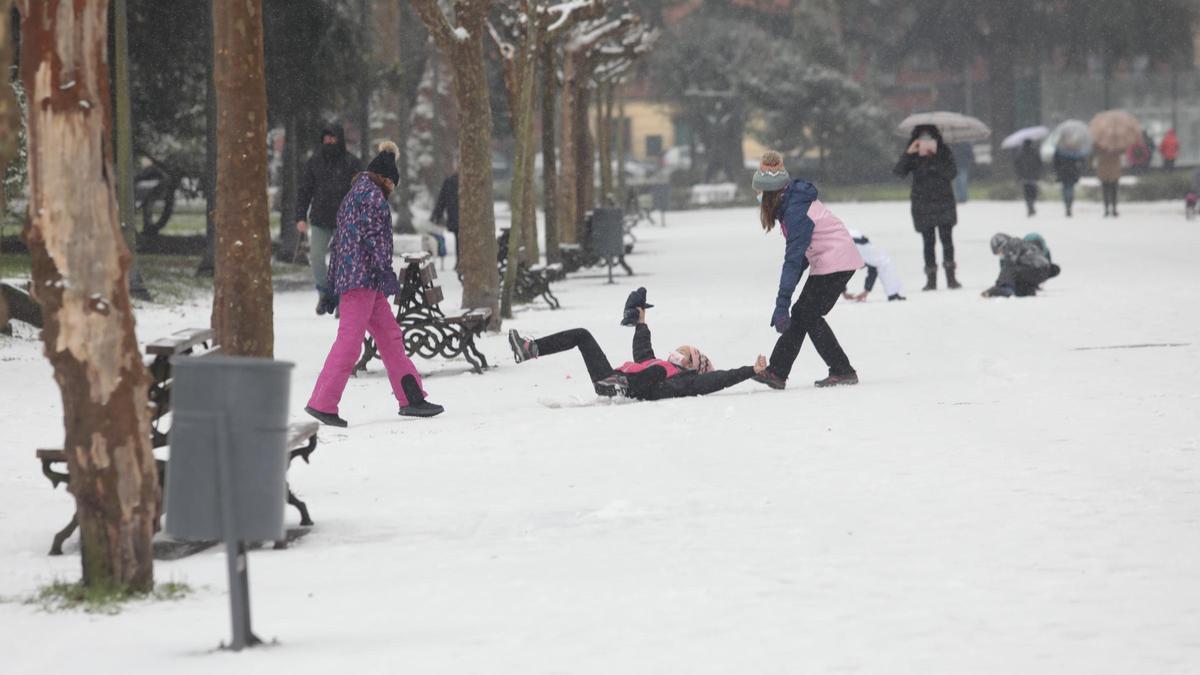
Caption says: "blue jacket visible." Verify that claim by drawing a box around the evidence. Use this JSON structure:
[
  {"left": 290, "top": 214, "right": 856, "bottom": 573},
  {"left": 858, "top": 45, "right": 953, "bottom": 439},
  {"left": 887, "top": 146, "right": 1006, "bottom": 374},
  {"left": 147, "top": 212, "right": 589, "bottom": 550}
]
[{"left": 772, "top": 180, "right": 819, "bottom": 322}]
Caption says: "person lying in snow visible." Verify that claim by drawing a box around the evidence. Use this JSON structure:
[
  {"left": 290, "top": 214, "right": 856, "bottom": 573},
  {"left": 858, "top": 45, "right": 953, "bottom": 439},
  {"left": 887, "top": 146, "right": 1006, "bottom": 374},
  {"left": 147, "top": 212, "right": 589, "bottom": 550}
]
[
  {"left": 982, "top": 232, "right": 1061, "bottom": 298},
  {"left": 507, "top": 290, "right": 767, "bottom": 400},
  {"left": 842, "top": 228, "right": 906, "bottom": 302}
]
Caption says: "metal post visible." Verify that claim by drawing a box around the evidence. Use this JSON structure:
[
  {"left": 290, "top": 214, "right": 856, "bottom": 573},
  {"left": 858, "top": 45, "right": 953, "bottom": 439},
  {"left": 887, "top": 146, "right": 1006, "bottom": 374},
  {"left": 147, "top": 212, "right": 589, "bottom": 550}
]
[
  {"left": 213, "top": 413, "right": 261, "bottom": 651},
  {"left": 114, "top": 0, "right": 151, "bottom": 300}
]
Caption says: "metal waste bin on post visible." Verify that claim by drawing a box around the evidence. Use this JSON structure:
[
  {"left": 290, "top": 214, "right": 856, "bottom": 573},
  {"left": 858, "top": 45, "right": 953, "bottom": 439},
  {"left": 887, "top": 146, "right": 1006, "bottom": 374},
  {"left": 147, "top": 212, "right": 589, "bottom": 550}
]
[
  {"left": 590, "top": 207, "right": 625, "bottom": 284},
  {"left": 650, "top": 183, "right": 670, "bottom": 226},
  {"left": 165, "top": 355, "right": 294, "bottom": 651}
]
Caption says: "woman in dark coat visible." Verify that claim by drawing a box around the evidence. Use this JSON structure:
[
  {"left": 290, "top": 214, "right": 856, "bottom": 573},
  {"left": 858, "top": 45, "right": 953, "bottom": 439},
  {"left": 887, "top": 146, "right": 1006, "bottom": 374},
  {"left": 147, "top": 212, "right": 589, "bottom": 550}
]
[
  {"left": 1052, "top": 150, "right": 1084, "bottom": 217},
  {"left": 894, "top": 124, "right": 960, "bottom": 291}
]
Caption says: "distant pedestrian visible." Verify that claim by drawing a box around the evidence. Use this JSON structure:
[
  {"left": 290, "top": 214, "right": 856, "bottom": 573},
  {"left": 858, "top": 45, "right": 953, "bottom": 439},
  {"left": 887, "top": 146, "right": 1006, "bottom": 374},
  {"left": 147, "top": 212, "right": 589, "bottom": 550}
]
[
  {"left": 1127, "top": 132, "right": 1153, "bottom": 173},
  {"left": 894, "top": 124, "right": 961, "bottom": 291},
  {"left": 297, "top": 123, "right": 363, "bottom": 315},
  {"left": 751, "top": 151, "right": 865, "bottom": 390},
  {"left": 951, "top": 141, "right": 975, "bottom": 203},
  {"left": 305, "top": 141, "right": 444, "bottom": 427},
  {"left": 432, "top": 172, "right": 460, "bottom": 265},
  {"left": 982, "top": 232, "right": 1061, "bottom": 298},
  {"left": 1053, "top": 149, "right": 1084, "bottom": 217},
  {"left": 1095, "top": 149, "right": 1123, "bottom": 217},
  {"left": 1014, "top": 139, "right": 1044, "bottom": 217},
  {"left": 1160, "top": 129, "right": 1180, "bottom": 170},
  {"left": 842, "top": 228, "right": 905, "bottom": 302}
]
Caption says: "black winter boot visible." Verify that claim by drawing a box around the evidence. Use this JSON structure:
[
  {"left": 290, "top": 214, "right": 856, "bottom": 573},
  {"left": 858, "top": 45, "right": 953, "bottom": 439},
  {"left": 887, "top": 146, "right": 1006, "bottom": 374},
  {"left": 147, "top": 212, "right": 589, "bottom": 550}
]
[
  {"left": 508, "top": 329, "right": 539, "bottom": 363},
  {"left": 398, "top": 375, "right": 445, "bottom": 417},
  {"left": 305, "top": 406, "right": 348, "bottom": 428},
  {"left": 593, "top": 373, "right": 629, "bottom": 397},
  {"left": 944, "top": 261, "right": 962, "bottom": 289},
  {"left": 922, "top": 266, "right": 938, "bottom": 291}
]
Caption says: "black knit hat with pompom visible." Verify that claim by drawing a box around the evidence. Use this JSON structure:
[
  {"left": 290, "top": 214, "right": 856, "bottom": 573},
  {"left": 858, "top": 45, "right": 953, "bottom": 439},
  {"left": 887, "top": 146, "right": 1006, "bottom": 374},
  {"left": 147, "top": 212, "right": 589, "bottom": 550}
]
[{"left": 366, "top": 140, "right": 400, "bottom": 184}]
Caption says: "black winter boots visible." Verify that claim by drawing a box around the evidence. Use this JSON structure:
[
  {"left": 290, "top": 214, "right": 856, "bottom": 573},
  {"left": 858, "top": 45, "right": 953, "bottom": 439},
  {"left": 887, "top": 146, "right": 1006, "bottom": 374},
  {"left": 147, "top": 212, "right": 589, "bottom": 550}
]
[
  {"left": 944, "top": 261, "right": 962, "bottom": 289},
  {"left": 922, "top": 266, "right": 938, "bottom": 291},
  {"left": 508, "top": 329, "right": 539, "bottom": 363},
  {"left": 305, "top": 406, "right": 348, "bottom": 428},
  {"left": 593, "top": 373, "right": 629, "bottom": 397},
  {"left": 814, "top": 371, "right": 859, "bottom": 388},
  {"left": 399, "top": 375, "right": 445, "bottom": 417}
]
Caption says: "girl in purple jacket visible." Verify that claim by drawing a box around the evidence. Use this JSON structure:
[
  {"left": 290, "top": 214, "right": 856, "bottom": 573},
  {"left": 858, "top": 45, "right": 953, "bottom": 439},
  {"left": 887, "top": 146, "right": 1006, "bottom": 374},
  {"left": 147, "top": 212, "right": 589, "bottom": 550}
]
[
  {"left": 751, "top": 151, "right": 864, "bottom": 390},
  {"left": 305, "top": 142, "right": 443, "bottom": 426}
]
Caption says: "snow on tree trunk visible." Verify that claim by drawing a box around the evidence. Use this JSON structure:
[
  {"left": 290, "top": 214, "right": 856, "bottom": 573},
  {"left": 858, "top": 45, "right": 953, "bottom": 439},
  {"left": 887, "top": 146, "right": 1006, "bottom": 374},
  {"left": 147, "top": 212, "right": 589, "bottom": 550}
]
[
  {"left": 0, "top": 0, "right": 17, "bottom": 332},
  {"left": 211, "top": 0, "right": 274, "bottom": 357},
  {"left": 19, "top": 0, "right": 158, "bottom": 591},
  {"left": 411, "top": 0, "right": 499, "bottom": 326}
]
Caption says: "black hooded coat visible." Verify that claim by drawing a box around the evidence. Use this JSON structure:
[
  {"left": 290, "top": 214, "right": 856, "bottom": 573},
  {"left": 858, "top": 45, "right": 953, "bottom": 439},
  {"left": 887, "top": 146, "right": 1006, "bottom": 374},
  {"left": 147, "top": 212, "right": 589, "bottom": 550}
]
[
  {"left": 893, "top": 125, "right": 959, "bottom": 233},
  {"left": 296, "top": 124, "right": 364, "bottom": 231}
]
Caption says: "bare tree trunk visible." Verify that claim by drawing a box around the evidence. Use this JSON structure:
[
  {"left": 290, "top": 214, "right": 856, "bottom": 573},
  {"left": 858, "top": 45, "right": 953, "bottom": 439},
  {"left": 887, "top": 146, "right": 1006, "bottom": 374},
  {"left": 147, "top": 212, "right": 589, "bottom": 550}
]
[
  {"left": 0, "top": 0, "right": 18, "bottom": 332},
  {"left": 20, "top": 0, "right": 157, "bottom": 591},
  {"left": 597, "top": 82, "right": 612, "bottom": 204},
  {"left": 615, "top": 87, "right": 626, "bottom": 205},
  {"left": 410, "top": 0, "right": 499, "bottom": 325},
  {"left": 540, "top": 45, "right": 560, "bottom": 264},
  {"left": 576, "top": 84, "right": 595, "bottom": 222},
  {"left": 500, "top": 9, "right": 538, "bottom": 319},
  {"left": 558, "top": 49, "right": 581, "bottom": 244},
  {"left": 277, "top": 112, "right": 301, "bottom": 261},
  {"left": 113, "top": 0, "right": 151, "bottom": 301},
  {"left": 211, "top": 0, "right": 274, "bottom": 356},
  {"left": 197, "top": 0, "right": 216, "bottom": 277}
]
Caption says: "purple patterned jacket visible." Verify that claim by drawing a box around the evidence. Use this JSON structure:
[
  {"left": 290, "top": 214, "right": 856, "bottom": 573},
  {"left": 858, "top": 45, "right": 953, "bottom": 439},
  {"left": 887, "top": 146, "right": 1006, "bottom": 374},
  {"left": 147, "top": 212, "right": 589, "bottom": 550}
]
[{"left": 328, "top": 173, "right": 402, "bottom": 297}]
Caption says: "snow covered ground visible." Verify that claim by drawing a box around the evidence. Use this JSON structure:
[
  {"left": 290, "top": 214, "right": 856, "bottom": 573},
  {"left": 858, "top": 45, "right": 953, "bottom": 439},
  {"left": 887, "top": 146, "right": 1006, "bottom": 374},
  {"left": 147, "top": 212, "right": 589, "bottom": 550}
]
[{"left": 2, "top": 199, "right": 1199, "bottom": 674}]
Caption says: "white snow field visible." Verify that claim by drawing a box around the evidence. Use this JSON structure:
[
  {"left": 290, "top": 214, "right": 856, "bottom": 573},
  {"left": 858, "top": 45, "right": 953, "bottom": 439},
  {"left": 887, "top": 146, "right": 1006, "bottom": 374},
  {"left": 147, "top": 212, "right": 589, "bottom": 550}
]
[{"left": 2, "top": 199, "right": 1200, "bottom": 674}]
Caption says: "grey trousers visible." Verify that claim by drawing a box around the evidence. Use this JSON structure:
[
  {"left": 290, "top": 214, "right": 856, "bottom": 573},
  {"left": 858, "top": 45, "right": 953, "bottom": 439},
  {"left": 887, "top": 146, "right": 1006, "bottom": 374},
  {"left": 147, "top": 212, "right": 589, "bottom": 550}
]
[{"left": 310, "top": 226, "right": 333, "bottom": 291}]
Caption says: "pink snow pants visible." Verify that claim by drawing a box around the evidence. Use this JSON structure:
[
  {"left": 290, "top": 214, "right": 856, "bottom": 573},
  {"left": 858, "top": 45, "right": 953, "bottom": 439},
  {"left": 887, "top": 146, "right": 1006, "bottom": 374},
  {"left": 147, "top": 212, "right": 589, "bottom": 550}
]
[{"left": 307, "top": 288, "right": 425, "bottom": 413}]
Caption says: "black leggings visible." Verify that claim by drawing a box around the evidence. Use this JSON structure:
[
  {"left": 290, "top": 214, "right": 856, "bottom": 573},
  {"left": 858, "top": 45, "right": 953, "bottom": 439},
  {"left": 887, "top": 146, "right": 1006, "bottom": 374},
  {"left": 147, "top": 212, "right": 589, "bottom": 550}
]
[
  {"left": 768, "top": 270, "right": 854, "bottom": 380},
  {"left": 535, "top": 328, "right": 614, "bottom": 382},
  {"left": 1023, "top": 182, "right": 1038, "bottom": 212},
  {"left": 1102, "top": 181, "right": 1119, "bottom": 213},
  {"left": 921, "top": 225, "right": 955, "bottom": 268}
]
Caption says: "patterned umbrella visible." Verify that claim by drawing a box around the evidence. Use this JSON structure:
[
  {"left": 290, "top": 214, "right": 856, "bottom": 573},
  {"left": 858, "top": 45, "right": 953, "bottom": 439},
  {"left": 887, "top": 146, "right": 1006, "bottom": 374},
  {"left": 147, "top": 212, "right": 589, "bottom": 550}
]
[
  {"left": 894, "top": 111, "right": 992, "bottom": 143},
  {"left": 1089, "top": 110, "right": 1143, "bottom": 152}
]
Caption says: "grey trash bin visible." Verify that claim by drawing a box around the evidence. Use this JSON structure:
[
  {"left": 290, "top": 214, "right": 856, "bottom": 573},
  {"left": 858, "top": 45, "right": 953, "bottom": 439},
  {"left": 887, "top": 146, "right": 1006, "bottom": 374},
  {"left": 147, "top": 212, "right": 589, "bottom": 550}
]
[
  {"left": 589, "top": 207, "right": 625, "bottom": 258},
  {"left": 165, "top": 356, "right": 293, "bottom": 542}
]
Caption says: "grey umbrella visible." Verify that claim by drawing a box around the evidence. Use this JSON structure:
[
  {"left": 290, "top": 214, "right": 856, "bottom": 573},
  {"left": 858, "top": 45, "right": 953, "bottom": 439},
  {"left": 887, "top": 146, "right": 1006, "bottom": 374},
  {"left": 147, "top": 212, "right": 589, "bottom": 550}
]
[{"left": 895, "top": 111, "right": 992, "bottom": 143}]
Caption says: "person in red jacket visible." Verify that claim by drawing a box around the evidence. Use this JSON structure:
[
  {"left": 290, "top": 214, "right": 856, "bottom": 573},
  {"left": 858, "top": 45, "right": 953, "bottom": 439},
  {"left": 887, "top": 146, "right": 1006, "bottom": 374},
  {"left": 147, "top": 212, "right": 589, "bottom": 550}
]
[{"left": 1160, "top": 129, "right": 1180, "bottom": 170}]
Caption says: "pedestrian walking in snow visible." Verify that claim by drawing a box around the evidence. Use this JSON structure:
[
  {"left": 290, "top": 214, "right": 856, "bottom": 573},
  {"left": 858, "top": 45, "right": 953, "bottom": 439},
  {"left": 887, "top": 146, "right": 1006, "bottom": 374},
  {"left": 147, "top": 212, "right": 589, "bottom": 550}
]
[
  {"left": 951, "top": 141, "right": 975, "bottom": 203},
  {"left": 1095, "top": 149, "right": 1123, "bottom": 217},
  {"left": 432, "top": 171, "right": 460, "bottom": 266},
  {"left": 842, "top": 228, "right": 905, "bottom": 302},
  {"left": 981, "top": 233, "right": 1061, "bottom": 298},
  {"left": 1014, "top": 139, "right": 1044, "bottom": 217},
  {"left": 507, "top": 292, "right": 766, "bottom": 401},
  {"left": 305, "top": 142, "right": 444, "bottom": 427},
  {"left": 894, "top": 125, "right": 961, "bottom": 291},
  {"left": 751, "top": 151, "right": 864, "bottom": 390},
  {"left": 296, "top": 123, "right": 364, "bottom": 315},
  {"left": 1053, "top": 149, "right": 1084, "bottom": 217},
  {"left": 1160, "top": 128, "right": 1180, "bottom": 170}
]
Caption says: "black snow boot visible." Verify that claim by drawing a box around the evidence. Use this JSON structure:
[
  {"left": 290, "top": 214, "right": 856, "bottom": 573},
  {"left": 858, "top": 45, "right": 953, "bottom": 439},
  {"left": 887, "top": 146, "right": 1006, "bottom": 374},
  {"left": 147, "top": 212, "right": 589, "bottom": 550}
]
[
  {"left": 888, "top": 294, "right": 907, "bottom": 302},
  {"left": 621, "top": 287, "right": 654, "bottom": 326},
  {"left": 305, "top": 406, "right": 348, "bottom": 428},
  {"left": 752, "top": 369, "right": 787, "bottom": 390},
  {"left": 814, "top": 370, "right": 859, "bottom": 388},
  {"left": 508, "top": 329, "right": 539, "bottom": 363},
  {"left": 398, "top": 375, "right": 445, "bottom": 417},
  {"left": 922, "top": 266, "right": 938, "bottom": 291},
  {"left": 944, "top": 261, "right": 962, "bottom": 289},
  {"left": 593, "top": 373, "right": 629, "bottom": 397}
]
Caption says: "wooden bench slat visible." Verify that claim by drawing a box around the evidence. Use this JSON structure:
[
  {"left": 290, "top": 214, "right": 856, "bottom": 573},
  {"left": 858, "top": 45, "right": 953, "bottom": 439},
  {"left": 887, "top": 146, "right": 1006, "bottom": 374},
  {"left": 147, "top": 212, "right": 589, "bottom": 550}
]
[
  {"left": 423, "top": 286, "right": 445, "bottom": 305},
  {"left": 37, "top": 449, "right": 66, "bottom": 461}
]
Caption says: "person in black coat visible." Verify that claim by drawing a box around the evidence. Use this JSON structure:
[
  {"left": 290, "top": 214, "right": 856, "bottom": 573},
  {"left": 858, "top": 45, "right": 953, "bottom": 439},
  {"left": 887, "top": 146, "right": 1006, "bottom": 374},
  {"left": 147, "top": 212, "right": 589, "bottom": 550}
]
[
  {"left": 507, "top": 307, "right": 766, "bottom": 401},
  {"left": 432, "top": 172, "right": 460, "bottom": 264},
  {"left": 296, "top": 123, "right": 363, "bottom": 314},
  {"left": 1014, "top": 139, "right": 1044, "bottom": 217},
  {"left": 894, "top": 124, "right": 960, "bottom": 291},
  {"left": 1052, "top": 150, "right": 1084, "bottom": 217}
]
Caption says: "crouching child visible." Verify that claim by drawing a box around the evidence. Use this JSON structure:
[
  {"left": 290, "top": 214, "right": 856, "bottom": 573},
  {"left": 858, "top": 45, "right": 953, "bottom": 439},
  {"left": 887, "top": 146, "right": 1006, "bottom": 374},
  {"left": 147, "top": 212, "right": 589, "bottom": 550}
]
[{"left": 982, "top": 232, "right": 1061, "bottom": 298}]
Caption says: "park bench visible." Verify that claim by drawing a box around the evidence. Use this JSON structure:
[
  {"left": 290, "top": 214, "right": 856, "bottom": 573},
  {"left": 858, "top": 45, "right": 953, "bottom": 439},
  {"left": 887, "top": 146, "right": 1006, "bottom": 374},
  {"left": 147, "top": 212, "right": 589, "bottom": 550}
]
[
  {"left": 497, "top": 229, "right": 563, "bottom": 310},
  {"left": 356, "top": 252, "right": 492, "bottom": 374},
  {"left": 34, "top": 328, "right": 320, "bottom": 555}
]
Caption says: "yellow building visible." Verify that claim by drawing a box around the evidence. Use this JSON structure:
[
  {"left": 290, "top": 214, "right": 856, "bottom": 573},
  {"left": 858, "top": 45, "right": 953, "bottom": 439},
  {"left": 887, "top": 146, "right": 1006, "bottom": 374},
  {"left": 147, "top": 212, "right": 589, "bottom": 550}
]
[{"left": 615, "top": 99, "right": 767, "bottom": 165}]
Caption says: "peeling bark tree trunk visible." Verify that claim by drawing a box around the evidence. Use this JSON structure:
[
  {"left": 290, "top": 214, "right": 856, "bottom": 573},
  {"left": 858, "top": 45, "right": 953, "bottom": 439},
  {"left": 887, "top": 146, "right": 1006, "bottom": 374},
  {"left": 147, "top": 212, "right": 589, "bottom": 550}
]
[
  {"left": 411, "top": 0, "right": 499, "bottom": 326},
  {"left": 0, "top": 0, "right": 18, "bottom": 332},
  {"left": 19, "top": 0, "right": 157, "bottom": 591},
  {"left": 540, "top": 45, "right": 560, "bottom": 262},
  {"left": 211, "top": 0, "right": 273, "bottom": 356}
]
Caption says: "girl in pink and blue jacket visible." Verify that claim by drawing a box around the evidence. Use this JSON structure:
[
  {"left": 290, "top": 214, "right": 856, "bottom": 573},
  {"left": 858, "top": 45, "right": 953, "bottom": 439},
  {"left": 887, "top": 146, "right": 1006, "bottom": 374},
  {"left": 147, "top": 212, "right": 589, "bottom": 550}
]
[{"left": 751, "top": 151, "right": 864, "bottom": 390}]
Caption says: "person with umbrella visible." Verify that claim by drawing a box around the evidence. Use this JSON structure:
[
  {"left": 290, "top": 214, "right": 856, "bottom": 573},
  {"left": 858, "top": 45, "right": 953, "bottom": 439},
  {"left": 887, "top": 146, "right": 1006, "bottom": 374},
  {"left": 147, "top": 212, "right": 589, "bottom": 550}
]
[
  {"left": 1053, "top": 150, "right": 1085, "bottom": 218},
  {"left": 894, "top": 124, "right": 961, "bottom": 291},
  {"left": 1095, "top": 149, "right": 1123, "bottom": 218},
  {"left": 1014, "top": 140, "right": 1044, "bottom": 217},
  {"left": 1090, "top": 111, "right": 1143, "bottom": 218}
]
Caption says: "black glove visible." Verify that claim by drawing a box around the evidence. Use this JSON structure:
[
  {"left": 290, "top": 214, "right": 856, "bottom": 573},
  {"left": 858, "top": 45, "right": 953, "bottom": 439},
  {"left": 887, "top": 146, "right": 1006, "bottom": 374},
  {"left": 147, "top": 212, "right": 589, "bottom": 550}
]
[{"left": 620, "top": 287, "right": 654, "bottom": 326}]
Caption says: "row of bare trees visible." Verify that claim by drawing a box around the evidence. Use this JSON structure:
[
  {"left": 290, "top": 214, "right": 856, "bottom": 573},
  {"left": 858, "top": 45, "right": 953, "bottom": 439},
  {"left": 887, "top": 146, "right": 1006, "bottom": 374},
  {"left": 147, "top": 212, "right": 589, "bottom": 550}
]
[{"left": 411, "top": 0, "right": 655, "bottom": 321}]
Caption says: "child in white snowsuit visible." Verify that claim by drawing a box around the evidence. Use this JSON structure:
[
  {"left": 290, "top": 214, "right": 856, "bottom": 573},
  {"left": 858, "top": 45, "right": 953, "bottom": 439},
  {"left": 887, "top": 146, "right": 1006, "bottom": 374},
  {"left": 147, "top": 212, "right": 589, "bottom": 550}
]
[{"left": 842, "top": 228, "right": 906, "bottom": 302}]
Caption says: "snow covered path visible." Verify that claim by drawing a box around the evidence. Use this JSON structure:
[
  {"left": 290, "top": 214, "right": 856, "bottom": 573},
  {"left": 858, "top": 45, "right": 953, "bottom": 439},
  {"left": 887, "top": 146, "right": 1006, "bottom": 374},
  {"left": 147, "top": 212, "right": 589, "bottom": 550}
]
[{"left": 2, "top": 200, "right": 1199, "bottom": 674}]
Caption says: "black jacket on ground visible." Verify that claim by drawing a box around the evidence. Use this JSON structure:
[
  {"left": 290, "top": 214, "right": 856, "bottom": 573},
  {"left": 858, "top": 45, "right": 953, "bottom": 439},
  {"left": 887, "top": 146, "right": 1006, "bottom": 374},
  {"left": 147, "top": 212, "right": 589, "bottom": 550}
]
[
  {"left": 1052, "top": 151, "right": 1083, "bottom": 186},
  {"left": 1014, "top": 146, "right": 1044, "bottom": 182},
  {"left": 624, "top": 324, "right": 755, "bottom": 401},
  {"left": 296, "top": 125, "right": 363, "bottom": 231},
  {"left": 894, "top": 127, "right": 958, "bottom": 233},
  {"left": 432, "top": 173, "right": 460, "bottom": 233}
]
